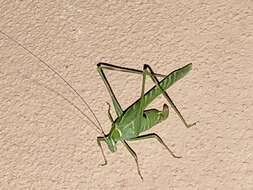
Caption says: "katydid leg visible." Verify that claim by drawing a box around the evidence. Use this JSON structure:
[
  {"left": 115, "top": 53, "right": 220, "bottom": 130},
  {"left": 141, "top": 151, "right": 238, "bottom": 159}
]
[
  {"left": 138, "top": 65, "right": 149, "bottom": 115},
  {"left": 106, "top": 102, "right": 113, "bottom": 122},
  {"left": 129, "top": 133, "right": 181, "bottom": 158},
  {"left": 97, "top": 137, "right": 107, "bottom": 166},
  {"left": 97, "top": 64, "right": 123, "bottom": 117},
  {"left": 137, "top": 64, "right": 160, "bottom": 115},
  {"left": 122, "top": 140, "right": 143, "bottom": 180},
  {"left": 98, "top": 62, "right": 166, "bottom": 78},
  {"left": 144, "top": 64, "right": 197, "bottom": 128},
  {"left": 97, "top": 63, "right": 167, "bottom": 117}
]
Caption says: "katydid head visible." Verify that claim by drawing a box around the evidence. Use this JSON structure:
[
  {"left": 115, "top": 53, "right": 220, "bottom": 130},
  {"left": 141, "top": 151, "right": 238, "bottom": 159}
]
[{"left": 104, "top": 135, "right": 117, "bottom": 152}]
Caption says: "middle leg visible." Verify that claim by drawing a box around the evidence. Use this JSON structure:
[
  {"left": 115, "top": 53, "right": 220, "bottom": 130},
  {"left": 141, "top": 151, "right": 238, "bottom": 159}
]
[
  {"left": 122, "top": 140, "right": 143, "bottom": 180},
  {"left": 129, "top": 133, "right": 181, "bottom": 158}
]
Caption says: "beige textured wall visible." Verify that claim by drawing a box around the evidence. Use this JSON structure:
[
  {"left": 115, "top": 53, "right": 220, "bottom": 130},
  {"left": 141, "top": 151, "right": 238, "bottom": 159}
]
[{"left": 0, "top": 1, "right": 252, "bottom": 189}]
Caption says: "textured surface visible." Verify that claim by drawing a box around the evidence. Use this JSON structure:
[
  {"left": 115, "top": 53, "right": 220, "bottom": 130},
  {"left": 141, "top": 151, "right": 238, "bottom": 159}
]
[{"left": 0, "top": 0, "right": 252, "bottom": 189}]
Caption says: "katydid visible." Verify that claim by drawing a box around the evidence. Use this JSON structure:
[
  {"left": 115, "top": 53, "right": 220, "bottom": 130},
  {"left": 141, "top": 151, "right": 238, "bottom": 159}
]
[{"left": 0, "top": 30, "right": 197, "bottom": 180}]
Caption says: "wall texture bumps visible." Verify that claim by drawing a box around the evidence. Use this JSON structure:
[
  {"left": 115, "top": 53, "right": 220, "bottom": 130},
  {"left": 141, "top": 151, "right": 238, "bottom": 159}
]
[{"left": 0, "top": 1, "right": 252, "bottom": 189}]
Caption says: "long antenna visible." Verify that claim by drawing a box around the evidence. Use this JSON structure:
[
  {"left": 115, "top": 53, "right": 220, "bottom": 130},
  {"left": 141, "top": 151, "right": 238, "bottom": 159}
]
[
  {"left": 0, "top": 30, "right": 105, "bottom": 135},
  {"left": 31, "top": 79, "right": 102, "bottom": 133}
]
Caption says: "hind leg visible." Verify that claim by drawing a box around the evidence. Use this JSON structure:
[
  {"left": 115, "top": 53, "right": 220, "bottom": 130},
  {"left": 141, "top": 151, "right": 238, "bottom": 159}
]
[{"left": 144, "top": 64, "right": 197, "bottom": 128}]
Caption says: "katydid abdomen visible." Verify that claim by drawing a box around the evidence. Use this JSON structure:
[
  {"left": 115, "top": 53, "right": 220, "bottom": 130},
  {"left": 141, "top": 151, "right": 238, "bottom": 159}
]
[{"left": 113, "top": 104, "right": 169, "bottom": 140}]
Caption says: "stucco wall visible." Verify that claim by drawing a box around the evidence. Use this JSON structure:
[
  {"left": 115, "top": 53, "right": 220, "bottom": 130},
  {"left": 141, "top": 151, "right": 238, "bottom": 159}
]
[{"left": 0, "top": 1, "right": 252, "bottom": 189}]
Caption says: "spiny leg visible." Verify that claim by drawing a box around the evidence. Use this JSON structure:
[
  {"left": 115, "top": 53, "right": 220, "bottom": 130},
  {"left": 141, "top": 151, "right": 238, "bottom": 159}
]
[
  {"left": 98, "top": 62, "right": 167, "bottom": 78},
  {"left": 144, "top": 64, "right": 197, "bottom": 128},
  {"left": 122, "top": 140, "right": 143, "bottom": 180},
  {"left": 138, "top": 64, "right": 149, "bottom": 115},
  {"left": 97, "top": 137, "right": 107, "bottom": 166},
  {"left": 136, "top": 64, "right": 159, "bottom": 116},
  {"left": 129, "top": 133, "right": 181, "bottom": 158},
  {"left": 97, "top": 64, "right": 123, "bottom": 117},
  {"left": 97, "top": 63, "right": 167, "bottom": 117},
  {"left": 106, "top": 102, "right": 113, "bottom": 122}
]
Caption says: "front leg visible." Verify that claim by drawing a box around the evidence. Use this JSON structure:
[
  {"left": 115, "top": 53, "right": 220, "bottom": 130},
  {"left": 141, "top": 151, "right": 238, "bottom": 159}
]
[
  {"left": 122, "top": 140, "right": 143, "bottom": 180},
  {"left": 97, "top": 137, "right": 107, "bottom": 166}
]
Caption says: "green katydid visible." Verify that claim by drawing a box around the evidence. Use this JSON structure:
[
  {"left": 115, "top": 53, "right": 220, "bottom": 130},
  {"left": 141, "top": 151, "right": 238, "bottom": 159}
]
[{"left": 0, "top": 30, "right": 197, "bottom": 180}]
